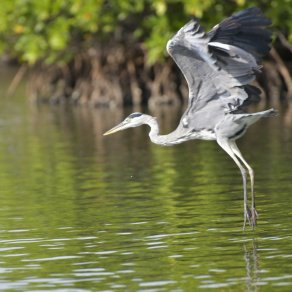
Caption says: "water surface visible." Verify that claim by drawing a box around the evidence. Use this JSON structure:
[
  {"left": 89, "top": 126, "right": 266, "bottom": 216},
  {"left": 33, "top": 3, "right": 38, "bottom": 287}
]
[{"left": 0, "top": 83, "right": 292, "bottom": 290}]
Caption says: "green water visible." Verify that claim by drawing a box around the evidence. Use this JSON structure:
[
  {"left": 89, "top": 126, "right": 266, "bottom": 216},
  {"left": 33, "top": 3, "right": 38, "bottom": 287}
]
[{"left": 0, "top": 83, "right": 292, "bottom": 291}]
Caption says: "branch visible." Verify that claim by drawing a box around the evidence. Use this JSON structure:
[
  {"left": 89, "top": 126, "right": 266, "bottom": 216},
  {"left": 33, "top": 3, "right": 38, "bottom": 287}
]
[
  {"left": 270, "top": 47, "right": 292, "bottom": 99},
  {"left": 277, "top": 31, "right": 292, "bottom": 54},
  {"left": 6, "top": 64, "right": 27, "bottom": 96}
]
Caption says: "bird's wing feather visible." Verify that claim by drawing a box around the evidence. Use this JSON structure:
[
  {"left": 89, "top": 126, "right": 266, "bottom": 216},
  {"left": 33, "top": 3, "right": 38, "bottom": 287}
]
[
  {"left": 208, "top": 7, "right": 272, "bottom": 60},
  {"left": 167, "top": 7, "right": 271, "bottom": 131}
]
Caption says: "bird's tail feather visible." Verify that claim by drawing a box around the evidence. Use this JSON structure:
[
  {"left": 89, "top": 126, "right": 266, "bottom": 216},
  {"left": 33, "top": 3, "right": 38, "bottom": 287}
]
[
  {"left": 260, "top": 108, "right": 278, "bottom": 117},
  {"left": 235, "top": 108, "right": 278, "bottom": 126}
]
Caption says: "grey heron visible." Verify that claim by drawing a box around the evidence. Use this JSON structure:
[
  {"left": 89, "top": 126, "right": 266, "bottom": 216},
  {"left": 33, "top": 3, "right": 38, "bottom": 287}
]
[{"left": 104, "top": 7, "right": 277, "bottom": 229}]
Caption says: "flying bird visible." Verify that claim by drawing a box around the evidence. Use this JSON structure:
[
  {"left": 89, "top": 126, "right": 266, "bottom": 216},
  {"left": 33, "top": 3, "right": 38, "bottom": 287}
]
[{"left": 104, "top": 7, "right": 277, "bottom": 229}]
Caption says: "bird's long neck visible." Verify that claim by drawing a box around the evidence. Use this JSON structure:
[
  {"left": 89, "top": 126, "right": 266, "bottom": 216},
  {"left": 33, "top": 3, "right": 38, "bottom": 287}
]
[{"left": 144, "top": 115, "right": 181, "bottom": 146}]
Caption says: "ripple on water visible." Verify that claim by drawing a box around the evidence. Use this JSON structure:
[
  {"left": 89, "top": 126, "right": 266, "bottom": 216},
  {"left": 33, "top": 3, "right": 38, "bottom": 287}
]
[{"left": 0, "top": 100, "right": 292, "bottom": 290}]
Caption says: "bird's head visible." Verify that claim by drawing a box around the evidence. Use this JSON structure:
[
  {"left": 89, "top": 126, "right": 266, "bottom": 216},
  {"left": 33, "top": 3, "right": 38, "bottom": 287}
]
[{"left": 103, "top": 112, "right": 146, "bottom": 136}]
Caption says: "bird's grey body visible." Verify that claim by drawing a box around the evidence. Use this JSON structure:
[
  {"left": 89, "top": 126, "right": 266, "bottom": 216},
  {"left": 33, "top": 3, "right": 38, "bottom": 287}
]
[
  {"left": 142, "top": 108, "right": 275, "bottom": 146},
  {"left": 104, "top": 7, "right": 277, "bottom": 229}
]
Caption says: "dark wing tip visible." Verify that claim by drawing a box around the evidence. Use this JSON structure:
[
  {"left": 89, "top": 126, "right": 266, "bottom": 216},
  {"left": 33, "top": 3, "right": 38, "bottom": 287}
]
[{"left": 208, "top": 7, "right": 272, "bottom": 60}]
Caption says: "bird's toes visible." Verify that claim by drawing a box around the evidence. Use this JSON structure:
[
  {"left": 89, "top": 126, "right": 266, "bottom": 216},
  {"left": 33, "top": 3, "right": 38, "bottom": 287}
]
[
  {"left": 248, "top": 207, "right": 257, "bottom": 229},
  {"left": 243, "top": 206, "right": 257, "bottom": 230},
  {"left": 246, "top": 207, "right": 252, "bottom": 222},
  {"left": 251, "top": 208, "right": 258, "bottom": 228}
]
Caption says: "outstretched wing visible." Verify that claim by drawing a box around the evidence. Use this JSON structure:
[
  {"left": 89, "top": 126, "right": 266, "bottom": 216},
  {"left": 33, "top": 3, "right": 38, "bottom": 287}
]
[
  {"left": 167, "top": 7, "right": 271, "bottom": 131},
  {"left": 208, "top": 7, "right": 271, "bottom": 61}
]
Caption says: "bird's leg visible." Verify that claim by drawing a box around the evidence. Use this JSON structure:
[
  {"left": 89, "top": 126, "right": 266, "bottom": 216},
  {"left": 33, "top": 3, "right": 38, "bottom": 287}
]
[
  {"left": 230, "top": 141, "right": 257, "bottom": 228},
  {"left": 217, "top": 139, "right": 250, "bottom": 230}
]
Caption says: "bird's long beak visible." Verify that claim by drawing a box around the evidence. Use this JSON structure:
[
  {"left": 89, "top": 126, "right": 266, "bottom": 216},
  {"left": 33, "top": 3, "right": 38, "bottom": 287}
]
[{"left": 103, "top": 122, "right": 127, "bottom": 136}]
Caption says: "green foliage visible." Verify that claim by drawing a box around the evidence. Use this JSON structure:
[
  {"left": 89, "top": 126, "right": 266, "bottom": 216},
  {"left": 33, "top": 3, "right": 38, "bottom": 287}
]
[{"left": 0, "top": 0, "right": 291, "bottom": 64}]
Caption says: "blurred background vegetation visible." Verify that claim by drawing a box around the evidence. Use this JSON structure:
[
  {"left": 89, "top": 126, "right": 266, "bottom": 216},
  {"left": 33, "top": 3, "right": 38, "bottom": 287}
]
[{"left": 0, "top": 0, "right": 291, "bottom": 106}]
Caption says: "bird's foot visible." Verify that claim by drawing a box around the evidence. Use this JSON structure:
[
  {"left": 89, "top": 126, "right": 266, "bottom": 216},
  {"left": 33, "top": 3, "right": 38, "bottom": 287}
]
[
  {"left": 251, "top": 207, "right": 258, "bottom": 228},
  {"left": 243, "top": 206, "right": 258, "bottom": 231}
]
